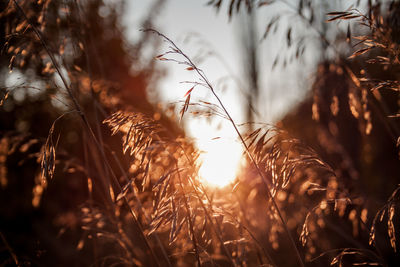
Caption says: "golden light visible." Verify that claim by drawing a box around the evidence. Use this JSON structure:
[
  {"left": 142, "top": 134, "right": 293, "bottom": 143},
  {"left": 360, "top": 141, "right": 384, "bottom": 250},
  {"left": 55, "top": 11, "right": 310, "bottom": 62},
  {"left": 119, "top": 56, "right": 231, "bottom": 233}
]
[{"left": 198, "top": 138, "right": 243, "bottom": 188}]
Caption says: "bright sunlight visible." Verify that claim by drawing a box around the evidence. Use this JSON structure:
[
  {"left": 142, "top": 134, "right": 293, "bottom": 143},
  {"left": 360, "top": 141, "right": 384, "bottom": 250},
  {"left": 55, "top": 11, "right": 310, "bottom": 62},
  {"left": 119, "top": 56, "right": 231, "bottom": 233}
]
[{"left": 198, "top": 138, "right": 243, "bottom": 188}]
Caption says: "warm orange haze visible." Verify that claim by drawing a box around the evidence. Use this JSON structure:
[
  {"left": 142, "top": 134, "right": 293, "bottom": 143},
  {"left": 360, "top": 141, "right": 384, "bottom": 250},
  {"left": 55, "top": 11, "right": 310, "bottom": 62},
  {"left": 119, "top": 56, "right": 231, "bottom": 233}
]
[
  {"left": 198, "top": 137, "right": 243, "bottom": 187},
  {"left": 1, "top": 0, "right": 400, "bottom": 266}
]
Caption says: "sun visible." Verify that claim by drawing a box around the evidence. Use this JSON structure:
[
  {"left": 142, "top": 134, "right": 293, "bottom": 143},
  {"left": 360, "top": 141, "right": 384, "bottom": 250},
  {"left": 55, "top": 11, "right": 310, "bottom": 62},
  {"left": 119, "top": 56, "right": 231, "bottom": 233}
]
[{"left": 198, "top": 138, "right": 243, "bottom": 188}]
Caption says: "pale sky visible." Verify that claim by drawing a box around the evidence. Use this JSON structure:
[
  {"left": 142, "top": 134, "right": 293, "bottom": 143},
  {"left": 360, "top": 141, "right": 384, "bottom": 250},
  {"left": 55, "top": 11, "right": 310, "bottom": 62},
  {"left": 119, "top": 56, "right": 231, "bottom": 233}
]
[
  {"left": 123, "top": 0, "right": 317, "bottom": 127},
  {"left": 122, "top": 0, "right": 320, "bottom": 186}
]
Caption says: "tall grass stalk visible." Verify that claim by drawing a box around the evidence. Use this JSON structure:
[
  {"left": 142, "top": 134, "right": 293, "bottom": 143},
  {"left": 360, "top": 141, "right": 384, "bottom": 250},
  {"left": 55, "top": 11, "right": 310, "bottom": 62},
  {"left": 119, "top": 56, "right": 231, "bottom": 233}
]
[
  {"left": 145, "top": 29, "right": 305, "bottom": 267},
  {"left": 12, "top": 1, "right": 168, "bottom": 266},
  {"left": 3, "top": 1, "right": 400, "bottom": 266}
]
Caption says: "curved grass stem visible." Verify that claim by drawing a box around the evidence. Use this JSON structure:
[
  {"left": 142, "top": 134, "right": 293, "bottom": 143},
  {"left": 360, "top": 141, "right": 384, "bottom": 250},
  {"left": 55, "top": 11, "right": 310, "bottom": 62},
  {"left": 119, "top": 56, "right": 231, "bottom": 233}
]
[
  {"left": 13, "top": 2, "right": 165, "bottom": 266},
  {"left": 147, "top": 28, "right": 305, "bottom": 267}
]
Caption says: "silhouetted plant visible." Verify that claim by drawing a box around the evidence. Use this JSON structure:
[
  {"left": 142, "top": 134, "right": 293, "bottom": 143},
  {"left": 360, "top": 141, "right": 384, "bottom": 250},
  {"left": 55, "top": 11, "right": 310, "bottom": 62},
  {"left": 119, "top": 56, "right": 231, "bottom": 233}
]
[{"left": 1, "top": 0, "right": 400, "bottom": 266}]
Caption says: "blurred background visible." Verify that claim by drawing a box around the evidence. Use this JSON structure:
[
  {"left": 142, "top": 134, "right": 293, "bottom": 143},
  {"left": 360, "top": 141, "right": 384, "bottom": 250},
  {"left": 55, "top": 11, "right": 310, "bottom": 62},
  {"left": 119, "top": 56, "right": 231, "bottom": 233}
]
[{"left": 1, "top": 0, "right": 400, "bottom": 266}]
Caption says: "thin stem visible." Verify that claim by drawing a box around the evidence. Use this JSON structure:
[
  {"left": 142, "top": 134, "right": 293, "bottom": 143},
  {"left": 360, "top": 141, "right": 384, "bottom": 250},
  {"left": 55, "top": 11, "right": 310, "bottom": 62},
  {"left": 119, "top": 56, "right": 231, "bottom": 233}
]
[
  {"left": 232, "top": 192, "right": 277, "bottom": 267},
  {"left": 176, "top": 163, "right": 202, "bottom": 267},
  {"left": 187, "top": 177, "right": 237, "bottom": 266},
  {"left": 170, "top": 149, "right": 237, "bottom": 266},
  {"left": 13, "top": 2, "right": 162, "bottom": 266},
  {"left": 0, "top": 232, "right": 20, "bottom": 267},
  {"left": 146, "top": 29, "right": 305, "bottom": 267},
  {"left": 108, "top": 149, "right": 172, "bottom": 267}
]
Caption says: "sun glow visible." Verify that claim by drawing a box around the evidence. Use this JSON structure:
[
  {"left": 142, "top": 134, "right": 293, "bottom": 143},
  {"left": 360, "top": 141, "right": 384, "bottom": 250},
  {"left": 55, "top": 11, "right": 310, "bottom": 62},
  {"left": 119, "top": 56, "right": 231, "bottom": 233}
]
[{"left": 198, "top": 138, "right": 243, "bottom": 188}]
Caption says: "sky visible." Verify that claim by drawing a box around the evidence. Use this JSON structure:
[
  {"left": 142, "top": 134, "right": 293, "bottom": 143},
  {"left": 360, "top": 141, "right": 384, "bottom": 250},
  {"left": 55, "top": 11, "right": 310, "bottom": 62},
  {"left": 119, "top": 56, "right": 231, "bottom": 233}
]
[
  {"left": 123, "top": 1, "right": 316, "bottom": 126},
  {"left": 122, "top": 0, "right": 320, "bottom": 186}
]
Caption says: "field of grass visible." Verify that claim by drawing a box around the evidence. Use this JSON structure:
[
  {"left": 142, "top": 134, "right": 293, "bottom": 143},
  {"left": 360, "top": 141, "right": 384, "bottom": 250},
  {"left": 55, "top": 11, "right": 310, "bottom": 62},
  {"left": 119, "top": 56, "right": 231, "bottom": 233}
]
[{"left": 1, "top": 0, "right": 400, "bottom": 266}]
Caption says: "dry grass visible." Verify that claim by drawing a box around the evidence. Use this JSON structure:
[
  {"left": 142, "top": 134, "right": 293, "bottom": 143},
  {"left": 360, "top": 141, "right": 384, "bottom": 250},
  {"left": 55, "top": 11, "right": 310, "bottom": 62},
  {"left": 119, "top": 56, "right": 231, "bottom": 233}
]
[{"left": 1, "top": 0, "right": 400, "bottom": 266}]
